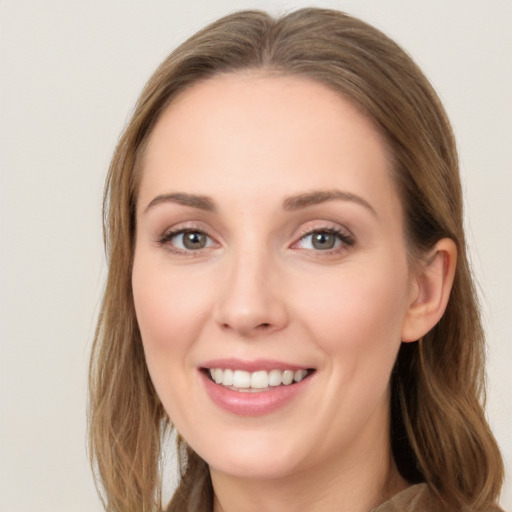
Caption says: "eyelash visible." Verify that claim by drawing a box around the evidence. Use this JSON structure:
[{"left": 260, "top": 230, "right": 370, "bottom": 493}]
[
  {"left": 294, "top": 227, "right": 355, "bottom": 255},
  {"left": 157, "top": 225, "right": 355, "bottom": 256},
  {"left": 157, "top": 227, "right": 217, "bottom": 256}
]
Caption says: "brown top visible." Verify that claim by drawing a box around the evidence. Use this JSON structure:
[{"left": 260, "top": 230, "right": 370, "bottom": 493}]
[
  {"left": 370, "top": 484, "right": 504, "bottom": 512},
  {"left": 370, "top": 484, "right": 434, "bottom": 512}
]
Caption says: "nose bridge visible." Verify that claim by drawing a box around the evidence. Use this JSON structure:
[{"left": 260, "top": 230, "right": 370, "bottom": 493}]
[{"left": 215, "top": 238, "right": 287, "bottom": 336}]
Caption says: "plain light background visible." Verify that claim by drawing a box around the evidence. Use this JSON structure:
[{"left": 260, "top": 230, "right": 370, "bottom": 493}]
[{"left": 1, "top": 1, "right": 510, "bottom": 511}]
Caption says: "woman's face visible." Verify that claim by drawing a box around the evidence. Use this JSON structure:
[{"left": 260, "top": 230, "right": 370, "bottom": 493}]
[{"left": 132, "top": 74, "right": 418, "bottom": 480}]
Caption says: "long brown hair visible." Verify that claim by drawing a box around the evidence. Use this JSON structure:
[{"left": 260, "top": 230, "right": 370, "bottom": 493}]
[{"left": 88, "top": 8, "right": 504, "bottom": 512}]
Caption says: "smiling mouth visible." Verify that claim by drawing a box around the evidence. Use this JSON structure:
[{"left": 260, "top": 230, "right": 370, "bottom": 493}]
[{"left": 204, "top": 368, "right": 315, "bottom": 392}]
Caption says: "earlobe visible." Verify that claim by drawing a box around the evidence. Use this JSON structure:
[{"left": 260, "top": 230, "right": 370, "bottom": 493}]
[{"left": 401, "top": 238, "right": 457, "bottom": 343}]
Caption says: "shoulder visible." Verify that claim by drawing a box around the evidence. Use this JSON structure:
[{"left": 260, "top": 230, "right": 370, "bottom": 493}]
[
  {"left": 370, "top": 484, "right": 432, "bottom": 512},
  {"left": 370, "top": 484, "right": 505, "bottom": 512}
]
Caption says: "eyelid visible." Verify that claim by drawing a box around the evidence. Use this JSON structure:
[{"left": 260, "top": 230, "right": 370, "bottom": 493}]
[
  {"left": 290, "top": 222, "right": 355, "bottom": 253},
  {"left": 157, "top": 222, "right": 220, "bottom": 254},
  {"left": 292, "top": 220, "right": 354, "bottom": 242}
]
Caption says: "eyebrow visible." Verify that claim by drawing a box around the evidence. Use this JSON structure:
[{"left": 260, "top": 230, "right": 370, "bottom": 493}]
[
  {"left": 144, "top": 192, "right": 216, "bottom": 213},
  {"left": 283, "top": 190, "right": 377, "bottom": 216},
  {"left": 143, "top": 189, "right": 376, "bottom": 216}
]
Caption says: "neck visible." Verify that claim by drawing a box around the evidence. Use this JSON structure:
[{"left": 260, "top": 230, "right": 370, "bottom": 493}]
[{"left": 211, "top": 418, "right": 408, "bottom": 512}]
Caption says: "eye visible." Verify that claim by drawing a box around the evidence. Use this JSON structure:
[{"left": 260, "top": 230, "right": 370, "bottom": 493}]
[
  {"left": 295, "top": 229, "right": 354, "bottom": 252},
  {"left": 159, "top": 229, "right": 215, "bottom": 252}
]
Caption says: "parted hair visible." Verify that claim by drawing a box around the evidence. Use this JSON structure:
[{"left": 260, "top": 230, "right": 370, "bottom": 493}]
[{"left": 88, "top": 8, "right": 504, "bottom": 512}]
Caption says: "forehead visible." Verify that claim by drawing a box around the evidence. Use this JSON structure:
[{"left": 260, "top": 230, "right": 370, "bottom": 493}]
[
  {"left": 138, "top": 73, "right": 400, "bottom": 222},
  {"left": 146, "top": 72, "right": 388, "bottom": 159}
]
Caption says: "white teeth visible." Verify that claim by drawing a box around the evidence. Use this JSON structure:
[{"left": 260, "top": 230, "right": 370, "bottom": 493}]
[
  {"left": 282, "top": 370, "right": 294, "bottom": 385},
  {"left": 251, "top": 370, "right": 268, "bottom": 389},
  {"left": 214, "top": 368, "right": 223, "bottom": 384},
  {"left": 232, "top": 370, "right": 251, "bottom": 388},
  {"left": 208, "top": 368, "right": 310, "bottom": 390},
  {"left": 268, "top": 369, "right": 282, "bottom": 386},
  {"left": 294, "top": 369, "right": 308, "bottom": 382},
  {"left": 222, "top": 368, "right": 233, "bottom": 386}
]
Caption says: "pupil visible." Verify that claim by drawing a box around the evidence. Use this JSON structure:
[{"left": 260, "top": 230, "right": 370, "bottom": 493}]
[
  {"left": 183, "top": 231, "right": 206, "bottom": 249},
  {"left": 313, "top": 232, "right": 335, "bottom": 250}
]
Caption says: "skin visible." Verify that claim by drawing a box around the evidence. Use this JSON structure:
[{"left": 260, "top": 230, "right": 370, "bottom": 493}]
[{"left": 132, "top": 73, "right": 456, "bottom": 512}]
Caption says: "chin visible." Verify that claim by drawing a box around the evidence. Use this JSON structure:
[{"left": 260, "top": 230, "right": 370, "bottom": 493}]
[{"left": 195, "top": 432, "right": 306, "bottom": 480}]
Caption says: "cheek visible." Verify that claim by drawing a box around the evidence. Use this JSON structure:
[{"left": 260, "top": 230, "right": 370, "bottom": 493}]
[
  {"left": 131, "top": 255, "right": 216, "bottom": 426},
  {"left": 131, "top": 254, "right": 216, "bottom": 414},
  {"left": 132, "top": 258, "right": 207, "bottom": 350},
  {"left": 294, "top": 259, "right": 410, "bottom": 370},
  {"left": 290, "top": 259, "right": 410, "bottom": 441}
]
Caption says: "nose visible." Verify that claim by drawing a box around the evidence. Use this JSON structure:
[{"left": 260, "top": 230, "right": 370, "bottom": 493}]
[{"left": 214, "top": 248, "right": 289, "bottom": 338}]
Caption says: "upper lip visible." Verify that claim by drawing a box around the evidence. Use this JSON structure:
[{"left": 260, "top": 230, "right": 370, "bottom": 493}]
[{"left": 200, "top": 358, "right": 313, "bottom": 372}]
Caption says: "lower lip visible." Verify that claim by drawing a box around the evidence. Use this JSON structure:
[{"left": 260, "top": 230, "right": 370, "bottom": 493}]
[{"left": 200, "top": 371, "right": 312, "bottom": 416}]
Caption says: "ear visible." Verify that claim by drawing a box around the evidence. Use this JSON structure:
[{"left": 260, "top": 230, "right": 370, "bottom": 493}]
[{"left": 401, "top": 238, "right": 457, "bottom": 342}]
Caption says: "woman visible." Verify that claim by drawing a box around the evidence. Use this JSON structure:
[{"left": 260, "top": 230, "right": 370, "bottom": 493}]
[{"left": 88, "top": 8, "right": 504, "bottom": 512}]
